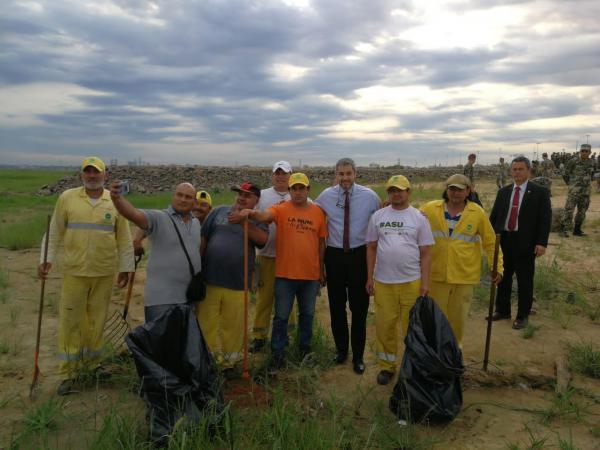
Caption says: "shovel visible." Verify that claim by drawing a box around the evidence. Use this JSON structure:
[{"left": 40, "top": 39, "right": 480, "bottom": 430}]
[{"left": 103, "top": 254, "right": 142, "bottom": 348}]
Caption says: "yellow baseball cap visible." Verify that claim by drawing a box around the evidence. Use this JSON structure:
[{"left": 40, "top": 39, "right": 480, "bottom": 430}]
[
  {"left": 386, "top": 175, "right": 411, "bottom": 191},
  {"left": 196, "top": 190, "right": 212, "bottom": 206},
  {"left": 288, "top": 172, "right": 310, "bottom": 187},
  {"left": 81, "top": 156, "right": 106, "bottom": 172}
]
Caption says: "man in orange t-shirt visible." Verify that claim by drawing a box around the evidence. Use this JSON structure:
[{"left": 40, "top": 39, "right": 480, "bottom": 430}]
[{"left": 237, "top": 172, "right": 327, "bottom": 369}]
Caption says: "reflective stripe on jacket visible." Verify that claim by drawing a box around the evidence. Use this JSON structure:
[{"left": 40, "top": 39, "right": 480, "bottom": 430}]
[
  {"left": 420, "top": 200, "right": 503, "bottom": 284},
  {"left": 45, "top": 187, "right": 134, "bottom": 276}
]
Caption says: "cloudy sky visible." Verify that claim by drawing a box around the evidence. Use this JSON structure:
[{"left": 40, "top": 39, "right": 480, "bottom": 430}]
[{"left": 1, "top": 0, "right": 599, "bottom": 167}]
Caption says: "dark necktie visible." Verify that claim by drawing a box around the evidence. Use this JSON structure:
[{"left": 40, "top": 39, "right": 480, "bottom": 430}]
[
  {"left": 507, "top": 186, "right": 520, "bottom": 231},
  {"left": 343, "top": 191, "right": 350, "bottom": 251}
]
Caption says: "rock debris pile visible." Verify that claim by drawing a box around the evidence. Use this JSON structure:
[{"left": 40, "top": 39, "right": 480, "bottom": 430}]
[{"left": 38, "top": 165, "right": 500, "bottom": 195}]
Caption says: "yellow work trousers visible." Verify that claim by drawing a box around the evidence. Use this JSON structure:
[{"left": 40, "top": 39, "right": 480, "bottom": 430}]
[
  {"left": 429, "top": 281, "right": 474, "bottom": 347},
  {"left": 58, "top": 274, "right": 114, "bottom": 376},
  {"left": 251, "top": 256, "right": 297, "bottom": 340},
  {"left": 374, "top": 279, "right": 421, "bottom": 372},
  {"left": 196, "top": 284, "right": 244, "bottom": 369}
]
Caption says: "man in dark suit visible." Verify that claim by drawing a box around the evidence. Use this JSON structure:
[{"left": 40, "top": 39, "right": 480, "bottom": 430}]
[{"left": 489, "top": 156, "right": 552, "bottom": 329}]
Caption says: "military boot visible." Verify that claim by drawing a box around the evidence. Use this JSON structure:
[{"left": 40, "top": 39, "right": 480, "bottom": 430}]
[
  {"left": 573, "top": 224, "right": 586, "bottom": 236},
  {"left": 558, "top": 227, "right": 570, "bottom": 238}
]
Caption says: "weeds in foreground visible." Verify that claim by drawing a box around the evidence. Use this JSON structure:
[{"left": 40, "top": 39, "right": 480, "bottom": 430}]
[
  {"left": 506, "top": 426, "right": 548, "bottom": 449},
  {"left": 14, "top": 397, "right": 64, "bottom": 448},
  {"left": 522, "top": 324, "right": 541, "bottom": 339},
  {"left": 533, "top": 254, "right": 563, "bottom": 304},
  {"left": 0, "top": 266, "right": 8, "bottom": 290},
  {"left": 556, "top": 430, "right": 580, "bottom": 450},
  {"left": 539, "top": 388, "right": 590, "bottom": 425},
  {"left": 0, "top": 337, "right": 9, "bottom": 355},
  {"left": 89, "top": 406, "right": 148, "bottom": 450},
  {"left": 9, "top": 306, "right": 20, "bottom": 327},
  {"left": 566, "top": 341, "right": 600, "bottom": 379},
  {"left": 551, "top": 303, "right": 574, "bottom": 329}
]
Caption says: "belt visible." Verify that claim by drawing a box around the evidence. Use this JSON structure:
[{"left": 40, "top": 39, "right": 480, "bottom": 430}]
[{"left": 327, "top": 245, "right": 366, "bottom": 254}]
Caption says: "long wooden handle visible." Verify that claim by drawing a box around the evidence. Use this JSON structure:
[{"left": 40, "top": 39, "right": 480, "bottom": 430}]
[
  {"left": 30, "top": 215, "right": 52, "bottom": 397},
  {"left": 242, "top": 219, "right": 250, "bottom": 379},
  {"left": 122, "top": 254, "right": 142, "bottom": 320},
  {"left": 483, "top": 234, "right": 501, "bottom": 372}
]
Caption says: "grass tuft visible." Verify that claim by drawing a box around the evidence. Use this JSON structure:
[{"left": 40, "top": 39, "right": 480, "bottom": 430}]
[
  {"left": 539, "top": 388, "right": 590, "bottom": 425},
  {"left": 16, "top": 397, "right": 64, "bottom": 447},
  {"left": 522, "top": 324, "right": 541, "bottom": 339},
  {"left": 566, "top": 341, "right": 600, "bottom": 379}
]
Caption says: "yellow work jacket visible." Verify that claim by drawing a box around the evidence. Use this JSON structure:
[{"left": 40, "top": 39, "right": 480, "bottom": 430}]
[
  {"left": 420, "top": 200, "right": 503, "bottom": 285},
  {"left": 45, "top": 187, "right": 134, "bottom": 277}
]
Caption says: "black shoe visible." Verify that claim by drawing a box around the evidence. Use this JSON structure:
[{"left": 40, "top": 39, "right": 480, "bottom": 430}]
[
  {"left": 57, "top": 379, "right": 77, "bottom": 396},
  {"left": 376, "top": 370, "right": 393, "bottom": 385},
  {"left": 353, "top": 360, "right": 365, "bottom": 375},
  {"left": 486, "top": 312, "right": 511, "bottom": 321},
  {"left": 268, "top": 354, "right": 285, "bottom": 373},
  {"left": 573, "top": 227, "right": 586, "bottom": 237},
  {"left": 332, "top": 353, "right": 347, "bottom": 364},
  {"left": 249, "top": 339, "right": 266, "bottom": 353},
  {"left": 222, "top": 368, "right": 238, "bottom": 381},
  {"left": 512, "top": 318, "right": 528, "bottom": 330}
]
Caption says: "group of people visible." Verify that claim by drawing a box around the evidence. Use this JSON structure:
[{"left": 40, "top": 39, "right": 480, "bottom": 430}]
[{"left": 43, "top": 146, "right": 595, "bottom": 394}]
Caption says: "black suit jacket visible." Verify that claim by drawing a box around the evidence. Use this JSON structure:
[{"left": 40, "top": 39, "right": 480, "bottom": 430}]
[{"left": 489, "top": 181, "right": 552, "bottom": 254}]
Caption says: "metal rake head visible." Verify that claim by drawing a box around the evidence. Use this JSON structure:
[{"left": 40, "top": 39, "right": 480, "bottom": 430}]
[{"left": 103, "top": 310, "right": 130, "bottom": 349}]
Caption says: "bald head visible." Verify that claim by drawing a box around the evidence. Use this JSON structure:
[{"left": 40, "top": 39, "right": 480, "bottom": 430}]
[{"left": 172, "top": 183, "right": 197, "bottom": 215}]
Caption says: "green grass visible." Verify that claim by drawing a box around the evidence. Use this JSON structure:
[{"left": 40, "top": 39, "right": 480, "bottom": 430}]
[
  {"left": 0, "top": 337, "right": 8, "bottom": 355},
  {"left": 0, "top": 169, "right": 74, "bottom": 194},
  {"left": 15, "top": 397, "right": 65, "bottom": 448},
  {"left": 522, "top": 324, "right": 541, "bottom": 339},
  {"left": 566, "top": 341, "right": 600, "bottom": 379},
  {"left": 539, "top": 388, "right": 590, "bottom": 425}
]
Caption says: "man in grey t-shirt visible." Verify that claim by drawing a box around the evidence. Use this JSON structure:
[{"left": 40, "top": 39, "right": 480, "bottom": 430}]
[{"left": 110, "top": 182, "right": 201, "bottom": 322}]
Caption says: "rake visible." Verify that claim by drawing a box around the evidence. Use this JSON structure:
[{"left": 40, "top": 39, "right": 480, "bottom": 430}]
[{"left": 103, "top": 254, "right": 142, "bottom": 348}]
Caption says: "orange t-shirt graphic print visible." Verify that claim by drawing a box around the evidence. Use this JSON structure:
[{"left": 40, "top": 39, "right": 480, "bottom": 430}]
[{"left": 268, "top": 201, "right": 327, "bottom": 280}]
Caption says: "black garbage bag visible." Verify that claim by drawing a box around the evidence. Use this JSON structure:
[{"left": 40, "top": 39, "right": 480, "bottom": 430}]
[
  {"left": 389, "top": 296, "right": 464, "bottom": 424},
  {"left": 125, "top": 304, "right": 224, "bottom": 444}
]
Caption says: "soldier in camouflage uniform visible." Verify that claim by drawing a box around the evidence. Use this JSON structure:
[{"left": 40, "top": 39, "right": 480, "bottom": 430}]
[
  {"left": 463, "top": 153, "right": 476, "bottom": 185},
  {"left": 540, "top": 153, "right": 554, "bottom": 178},
  {"left": 559, "top": 144, "right": 596, "bottom": 237},
  {"left": 463, "top": 153, "right": 482, "bottom": 206},
  {"left": 496, "top": 157, "right": 510, "bottom": 189}
]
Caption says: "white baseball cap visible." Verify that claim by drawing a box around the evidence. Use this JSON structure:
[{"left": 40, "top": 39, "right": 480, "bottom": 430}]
[{"left": 272, "top": 160, "right": 292, "bottom": 173}]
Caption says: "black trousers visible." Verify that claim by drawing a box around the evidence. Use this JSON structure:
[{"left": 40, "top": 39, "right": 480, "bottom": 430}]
[
  {"left": 495, "top": 232, "right": 536, "bottom": 320},
  {"left": 324, "top": 246, "right": 370, "bottom": 362}
]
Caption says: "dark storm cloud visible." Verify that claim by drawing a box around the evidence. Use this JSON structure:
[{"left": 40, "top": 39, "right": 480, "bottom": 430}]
[{"left": 0, "top": 0, "right": 599, "bottom": 165}]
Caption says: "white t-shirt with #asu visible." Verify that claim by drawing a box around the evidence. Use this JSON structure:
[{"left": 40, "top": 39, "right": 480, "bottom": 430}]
[{"left": 366, "top": 205, "right": 434, "bottom": 284}]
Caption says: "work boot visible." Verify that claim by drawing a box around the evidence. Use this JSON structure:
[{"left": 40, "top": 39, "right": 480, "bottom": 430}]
[
  {"left": 558, "top": 228, "right": 569, "bottom": 238},
  {"left": 249, "top": 339, "right": 266, "bottom": 353},
  {"left": 573, "top": 225, "right": 586, "bottom": 236},
  {"left": 376, "top": 370, "right": 394, "bottom": 386}
]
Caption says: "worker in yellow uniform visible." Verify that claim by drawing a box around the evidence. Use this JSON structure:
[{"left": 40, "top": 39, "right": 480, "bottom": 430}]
[
  {"left": 38, "top": 157, "right": 133, "bottom": 395},
  {"left": 420, "top": 174, "right": 503, "bottom": 347}
]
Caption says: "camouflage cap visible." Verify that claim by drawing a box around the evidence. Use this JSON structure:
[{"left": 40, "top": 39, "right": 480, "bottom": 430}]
[{"left": 580, "top": 144, "right": 591, "bottom": 151}]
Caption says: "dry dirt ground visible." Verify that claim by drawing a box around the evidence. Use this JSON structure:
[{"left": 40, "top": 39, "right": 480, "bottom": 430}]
[{"left": 0, "top": 180, "right": 599, "bottom": 449}]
